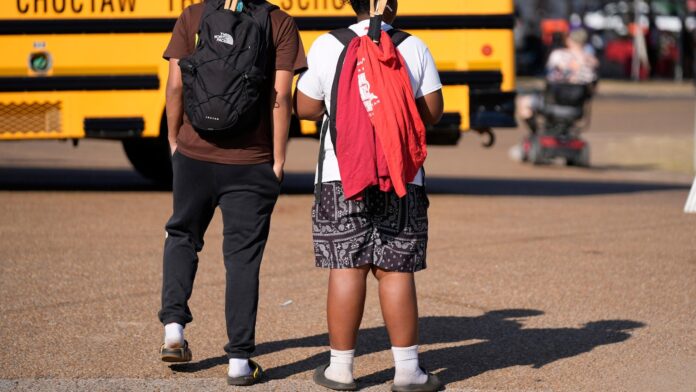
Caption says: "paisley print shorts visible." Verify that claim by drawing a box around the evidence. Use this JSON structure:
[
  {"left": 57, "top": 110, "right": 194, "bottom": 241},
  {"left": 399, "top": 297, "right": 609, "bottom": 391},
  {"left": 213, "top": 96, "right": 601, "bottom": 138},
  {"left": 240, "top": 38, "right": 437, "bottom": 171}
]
[{"left": 312, "top": 182, "right": 429, "bottom": 272}]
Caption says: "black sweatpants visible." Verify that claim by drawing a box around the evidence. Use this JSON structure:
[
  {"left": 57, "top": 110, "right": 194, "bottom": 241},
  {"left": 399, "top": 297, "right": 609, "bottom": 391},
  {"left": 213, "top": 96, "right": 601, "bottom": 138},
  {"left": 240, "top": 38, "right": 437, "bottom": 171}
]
[{"left": 158, "top": 151, "right": 280, "bottom": 359}]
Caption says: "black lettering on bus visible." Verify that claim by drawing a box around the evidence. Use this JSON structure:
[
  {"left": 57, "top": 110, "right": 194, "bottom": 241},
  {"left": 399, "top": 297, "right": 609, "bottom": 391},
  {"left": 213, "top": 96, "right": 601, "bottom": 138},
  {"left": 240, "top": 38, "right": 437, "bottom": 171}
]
[
  {"left": 34, "top": 0, "right": 48, "bottom": 13},
  {"left": 101, "top": 0, "right": 113, "bottom": 12},
  {"left": 91, "top": 0, "right": 96, "bottom": 12},
  {"left": 71, "top": 0, "right": 83, "bottom": 12},
  {"left": 17, "top": 0, "right": 30, "bottom": 13},
  {"left": 118, "top": 0, "right": 135, "bottom": 12},
  {"left": 279, "top": 0, "right": 344, "bottom": 11},
  {"left": 53, "top": 0, "right": 66, "bottom": 13},
  {"left": 173, "top": 0, "right": 196, "bottom": 12},
  {"left": 166, "top": 0, "right": 210, "bottom": 12}
]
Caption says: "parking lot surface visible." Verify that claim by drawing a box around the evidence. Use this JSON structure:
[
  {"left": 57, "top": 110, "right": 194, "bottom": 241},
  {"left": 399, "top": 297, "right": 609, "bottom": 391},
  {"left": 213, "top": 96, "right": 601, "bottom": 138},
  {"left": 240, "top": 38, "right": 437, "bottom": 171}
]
[{"left": 0, "top": 93, "right": 694, "bottom": 391}]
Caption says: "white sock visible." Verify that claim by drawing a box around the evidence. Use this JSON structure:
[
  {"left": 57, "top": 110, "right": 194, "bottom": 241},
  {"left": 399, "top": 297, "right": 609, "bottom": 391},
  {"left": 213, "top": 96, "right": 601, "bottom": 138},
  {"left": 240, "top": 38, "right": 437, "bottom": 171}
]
[
  {"left": 324, "top": 349, "right": 355, "bottom": 384},
  {"left": 163, "top": 323, "right": 184, "bottom": 348},
  {"left": 392, "top": 345, "right": 428, "bottom": 386},
  {"left": 228, "top": 358, "right": 252, "bottom": 378}
]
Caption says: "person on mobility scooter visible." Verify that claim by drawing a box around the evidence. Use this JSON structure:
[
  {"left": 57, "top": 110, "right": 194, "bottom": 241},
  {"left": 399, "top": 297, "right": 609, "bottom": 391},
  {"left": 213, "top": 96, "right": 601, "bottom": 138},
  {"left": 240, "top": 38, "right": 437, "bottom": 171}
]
[{"left": 517, "top": 28, "right": 598, "bottom": 167}]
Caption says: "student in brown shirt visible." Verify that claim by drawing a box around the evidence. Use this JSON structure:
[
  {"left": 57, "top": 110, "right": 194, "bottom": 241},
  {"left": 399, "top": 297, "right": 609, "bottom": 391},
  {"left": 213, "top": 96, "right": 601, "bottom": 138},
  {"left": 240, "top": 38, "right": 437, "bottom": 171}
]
[
  {"left": 157, "top": 0, "right": 306, "bottom": 385},
  {"left": 162, "top": 2, "right": 307, "bottom": 165}
]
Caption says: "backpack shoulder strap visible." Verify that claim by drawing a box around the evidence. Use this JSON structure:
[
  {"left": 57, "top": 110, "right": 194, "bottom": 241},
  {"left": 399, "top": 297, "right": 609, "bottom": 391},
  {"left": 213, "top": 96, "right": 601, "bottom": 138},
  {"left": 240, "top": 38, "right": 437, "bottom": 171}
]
[
  {"left": 327, "top": 28, "right": 357, "bottom": 160},
  {"left": 329, "top": 28, "right": 359, "bottom": 46},
  {"left": 204, "top": 0, "right": 224, "bottom": 11},
  {"left": 245, "top": 0, "right": 278, "bottom": 11},
  {"left": 315, "top": 28, "right": 357, "bottom": 200},
  {"left": 255, "top": 0, "right": 279, "bottom": 13},
  {"left": 244, "top": 1, "right": 277, "bottom": 73},
  {"left": 314, "top": 117, "right": 329, "bottom": 204},
  {"left": 388, "top": 29, "right": 411, "bottom": 47},
  {"left": 198, "top": 0, "right": 221, "bottom": 37},
  {"left": 246, "top": 1, "right": 277, "bottom": 30}
]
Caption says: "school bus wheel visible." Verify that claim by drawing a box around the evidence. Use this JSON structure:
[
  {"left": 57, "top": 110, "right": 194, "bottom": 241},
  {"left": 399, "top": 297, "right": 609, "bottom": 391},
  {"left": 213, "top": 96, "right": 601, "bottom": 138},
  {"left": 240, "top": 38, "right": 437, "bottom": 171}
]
[
  {"left": 121, "top": 114, "right": 173, "bottom": 185},
  {"left": 473, "top": 128, "right": 496, "bottom": 148}
]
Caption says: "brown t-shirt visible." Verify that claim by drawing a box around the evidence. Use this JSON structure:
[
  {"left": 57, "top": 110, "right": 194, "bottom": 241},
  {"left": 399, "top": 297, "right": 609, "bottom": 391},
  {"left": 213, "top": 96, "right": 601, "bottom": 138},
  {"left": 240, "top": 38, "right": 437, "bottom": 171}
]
[{"left": 163, "top": 2, "right": 307, "bottom": 164}]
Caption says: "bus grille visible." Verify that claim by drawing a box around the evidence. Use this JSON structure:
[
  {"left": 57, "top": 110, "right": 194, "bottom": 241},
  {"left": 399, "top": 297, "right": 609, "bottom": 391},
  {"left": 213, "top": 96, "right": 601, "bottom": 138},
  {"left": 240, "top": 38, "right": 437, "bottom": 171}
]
[{"left": 0, "top": 102, "right": 62, "bottom": 134}]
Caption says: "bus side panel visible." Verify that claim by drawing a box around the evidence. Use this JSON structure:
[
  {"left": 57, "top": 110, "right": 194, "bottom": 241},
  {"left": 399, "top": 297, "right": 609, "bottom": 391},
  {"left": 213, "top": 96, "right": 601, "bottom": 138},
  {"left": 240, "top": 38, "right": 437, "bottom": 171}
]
[
  {"left": 0, "top": 34, "right": 169, "bottom": 140},
  {"left": 462, "top": 30, "right": 516, "bottom": 92},
  {"left": 412, "top": 30, "right": 516, "bottom": 92},
  {"left": 0, "top": 91, "right": 164, "bottom": 140},
  {"left": 4, "top": 0, "right": 512, "bottom": 18}
]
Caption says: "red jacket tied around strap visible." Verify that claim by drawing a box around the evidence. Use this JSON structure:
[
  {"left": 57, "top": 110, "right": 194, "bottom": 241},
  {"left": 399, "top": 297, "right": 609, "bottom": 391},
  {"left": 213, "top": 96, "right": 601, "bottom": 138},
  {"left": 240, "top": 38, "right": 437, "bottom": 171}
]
[{"left": 335, "top": 31, "right": 427, "bottom": 200}]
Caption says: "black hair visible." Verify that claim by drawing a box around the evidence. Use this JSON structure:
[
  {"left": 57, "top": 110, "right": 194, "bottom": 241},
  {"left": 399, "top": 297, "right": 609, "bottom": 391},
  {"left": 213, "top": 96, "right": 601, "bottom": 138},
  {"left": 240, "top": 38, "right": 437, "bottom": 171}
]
[{"left": 346, "top": 0, "right": 371, "bottom": 15}]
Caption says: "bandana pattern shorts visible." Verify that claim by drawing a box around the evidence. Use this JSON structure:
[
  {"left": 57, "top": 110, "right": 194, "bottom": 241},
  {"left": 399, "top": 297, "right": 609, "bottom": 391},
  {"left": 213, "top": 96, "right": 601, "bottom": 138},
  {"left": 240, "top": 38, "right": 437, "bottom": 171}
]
[{"left": 312, "top": 181, "right": 428, "bottom": 272}]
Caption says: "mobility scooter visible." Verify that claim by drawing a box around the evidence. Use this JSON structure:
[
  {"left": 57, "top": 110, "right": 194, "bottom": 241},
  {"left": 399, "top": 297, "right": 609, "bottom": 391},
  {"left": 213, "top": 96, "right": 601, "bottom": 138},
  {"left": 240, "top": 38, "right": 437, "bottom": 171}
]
[{"left": 522, "top": 82, "right": 594, "bottom": 167}]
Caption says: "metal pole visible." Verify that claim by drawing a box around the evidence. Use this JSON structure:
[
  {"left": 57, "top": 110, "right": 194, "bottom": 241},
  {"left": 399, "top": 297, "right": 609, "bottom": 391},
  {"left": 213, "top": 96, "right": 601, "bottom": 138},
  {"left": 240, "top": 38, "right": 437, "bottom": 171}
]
[
  {"left": 693, "top": 98, "right": 696, "bottom": 173},
  {"left": 632, "top": 0, "right": 642, "bottom": 80},
  {"left": 674, "top": 0, "right": 685, "bottom": 81},
  {"left": 685, "top": 93, "right": 696, "bottom": 213}
]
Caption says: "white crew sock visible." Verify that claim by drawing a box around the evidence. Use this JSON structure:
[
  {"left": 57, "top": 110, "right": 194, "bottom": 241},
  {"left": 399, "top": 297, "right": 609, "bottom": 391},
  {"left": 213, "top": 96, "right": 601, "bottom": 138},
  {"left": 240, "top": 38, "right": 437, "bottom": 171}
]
[
  {"left": 324, "top": 349, "right": 355, "bottom": 384},
  {"left": 392, "top": 345, "right": 428, "bottom": 386},
  {"left": 228, "top": 358, "right": 252, "bottom": 378},
  {"left": 163, "top": 323, "right": 184, "bottom": 348}
]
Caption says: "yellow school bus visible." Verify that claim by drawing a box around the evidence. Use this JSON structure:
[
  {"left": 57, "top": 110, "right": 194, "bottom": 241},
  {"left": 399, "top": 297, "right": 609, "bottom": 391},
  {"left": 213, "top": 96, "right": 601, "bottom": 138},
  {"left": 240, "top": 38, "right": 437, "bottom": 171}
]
[{"left": 0, "top": 0, "right": 516, "bottom": 182}]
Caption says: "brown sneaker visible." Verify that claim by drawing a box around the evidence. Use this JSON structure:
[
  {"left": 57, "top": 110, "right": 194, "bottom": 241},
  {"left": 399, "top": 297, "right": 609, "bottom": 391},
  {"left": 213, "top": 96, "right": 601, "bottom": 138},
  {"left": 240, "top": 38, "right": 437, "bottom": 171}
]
[{"left": 159, "top": 340, "right": 192, "bottom": 363}]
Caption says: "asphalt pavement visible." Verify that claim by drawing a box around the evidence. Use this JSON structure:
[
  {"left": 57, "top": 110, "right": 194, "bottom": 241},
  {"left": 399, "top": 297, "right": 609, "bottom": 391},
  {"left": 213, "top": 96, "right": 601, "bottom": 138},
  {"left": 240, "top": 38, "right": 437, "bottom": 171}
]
[{"left": 0, "top": 91, "right": 694, "bottom": 391}]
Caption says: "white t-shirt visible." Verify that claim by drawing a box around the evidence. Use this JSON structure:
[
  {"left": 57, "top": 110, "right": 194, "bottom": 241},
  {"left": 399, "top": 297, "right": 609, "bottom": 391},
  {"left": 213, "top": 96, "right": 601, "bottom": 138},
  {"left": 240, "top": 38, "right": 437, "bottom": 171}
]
[{"left": 297, "top": 20, "right": 442, "bottom": 185}]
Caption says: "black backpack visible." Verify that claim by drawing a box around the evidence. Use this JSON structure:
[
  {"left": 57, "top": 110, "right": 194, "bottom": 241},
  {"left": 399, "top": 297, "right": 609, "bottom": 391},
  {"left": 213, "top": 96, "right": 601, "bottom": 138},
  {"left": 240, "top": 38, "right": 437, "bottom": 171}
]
[{"left": 179, "top": 0, "right": 277, "bottom": 134}]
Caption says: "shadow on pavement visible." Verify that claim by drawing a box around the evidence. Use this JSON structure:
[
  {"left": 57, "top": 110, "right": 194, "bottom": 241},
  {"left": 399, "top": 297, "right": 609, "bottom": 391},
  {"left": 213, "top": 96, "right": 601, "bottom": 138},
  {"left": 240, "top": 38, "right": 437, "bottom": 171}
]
[
  {"left": 283, "top": 173, "right": 689, "bottom": 197},
  {"left": 421, "top": 177, "right": 689, "bottom": 196},
  {"left": 587, "top": 164, "right": 658, "bottom": 172},
  {"left": 170, "top": 309, "right": 644, "bottom": 388},
  {"left": 0, "top": 167, "right": 168, "bottom": 192},
  {"left": 0, "top": 168, "right": 687, "bottom": 196}
]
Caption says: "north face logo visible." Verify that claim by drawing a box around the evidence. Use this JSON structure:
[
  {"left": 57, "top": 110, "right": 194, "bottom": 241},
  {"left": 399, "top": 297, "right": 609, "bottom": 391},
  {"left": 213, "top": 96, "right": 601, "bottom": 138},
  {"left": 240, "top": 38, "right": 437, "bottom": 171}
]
[{"left": 214, "top": 32, "right": 234, "bottom": 46}]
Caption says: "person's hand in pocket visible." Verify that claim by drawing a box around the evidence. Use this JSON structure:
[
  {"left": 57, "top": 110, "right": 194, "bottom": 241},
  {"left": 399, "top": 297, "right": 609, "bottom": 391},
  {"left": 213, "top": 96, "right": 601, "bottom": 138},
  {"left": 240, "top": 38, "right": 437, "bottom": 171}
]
[{"left": 273, "top": 162, "right": 284, "bottom": 183}]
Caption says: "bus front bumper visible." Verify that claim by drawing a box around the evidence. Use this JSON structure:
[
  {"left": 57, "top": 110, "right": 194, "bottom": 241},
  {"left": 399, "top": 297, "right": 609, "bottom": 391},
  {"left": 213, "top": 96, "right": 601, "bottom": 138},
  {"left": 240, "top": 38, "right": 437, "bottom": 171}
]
[
  {"left": 469, "top": 89, "right": 517, "bottom": 130},
  {"left": 426, "top": 90, "right": 517, "bottom": 147}
]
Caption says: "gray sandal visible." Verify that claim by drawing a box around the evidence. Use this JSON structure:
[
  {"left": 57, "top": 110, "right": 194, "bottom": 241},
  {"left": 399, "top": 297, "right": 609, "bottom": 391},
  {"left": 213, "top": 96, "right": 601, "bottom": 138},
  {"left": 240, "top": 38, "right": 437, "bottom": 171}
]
[
  {"left": 160, "top": 340, "right": 192, "bottom": 363},
  {"left": 227, "top": 359, "right": 264, "bottom": 386},
  {"left": 313, "top": 364, "right": 358, "bottom": 391},
  {"left": 391, "top": 368, "right": 442, "bottom": 392}
]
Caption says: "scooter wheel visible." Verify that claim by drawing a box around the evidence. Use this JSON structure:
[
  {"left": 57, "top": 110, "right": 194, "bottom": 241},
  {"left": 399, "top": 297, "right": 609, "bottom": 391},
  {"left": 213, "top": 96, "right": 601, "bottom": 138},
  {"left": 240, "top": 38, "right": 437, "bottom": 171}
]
[
  {"left": 567, "top": 145, "right": 591, "bottom": 167},
  {"left": 529, "top": 137, "right": 546, "bottom": 165}
]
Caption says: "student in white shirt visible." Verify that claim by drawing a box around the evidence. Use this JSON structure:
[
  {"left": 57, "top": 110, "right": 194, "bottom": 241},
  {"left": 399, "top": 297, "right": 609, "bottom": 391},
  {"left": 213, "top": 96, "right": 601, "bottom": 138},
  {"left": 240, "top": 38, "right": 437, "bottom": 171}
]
[{"left": 295, "top": 0, "right": 444, "bottom": 391}]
